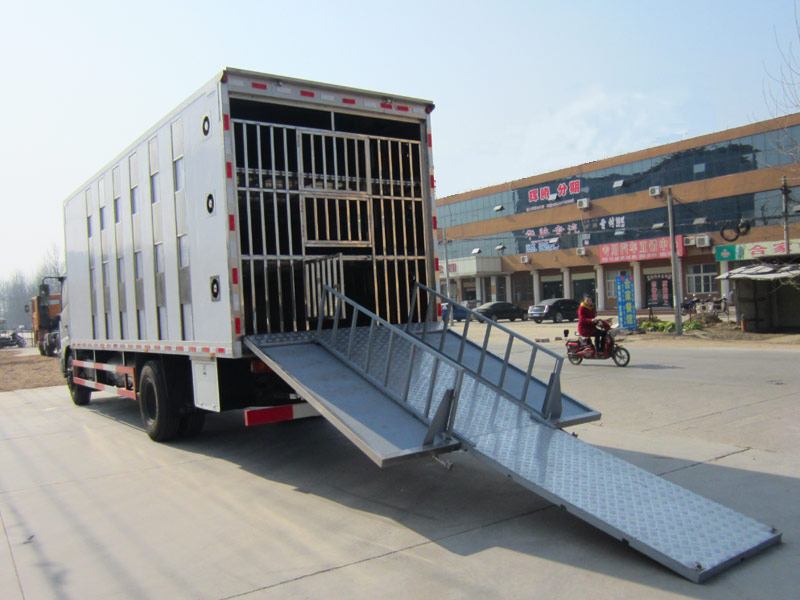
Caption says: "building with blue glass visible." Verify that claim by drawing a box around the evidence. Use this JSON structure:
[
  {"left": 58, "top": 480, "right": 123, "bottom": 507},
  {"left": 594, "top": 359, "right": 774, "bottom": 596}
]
[{"left": 436, "top": 112, "right": 800, "bottom": 313}]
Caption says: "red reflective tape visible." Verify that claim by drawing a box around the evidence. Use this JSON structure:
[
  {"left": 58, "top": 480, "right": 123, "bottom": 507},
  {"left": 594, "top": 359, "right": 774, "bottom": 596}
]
[
  {"left": 165, "top": 346, "right": 172, "bottom": 351},
  {"left": 428, "top": 133, "right": 432, "bottom": 147},
  {"left": 232, "top": 268, "right": 238, "bottom": 285},
  {"left": 229, "top": 214, "right": 236, "bottom": 231},
  {"left": 437, "top": 303, "right": 442, "bottom": 317},
  {"left": 177, "top": 346, "right": 184, "bottom": 351},
  {"left": 435, "top": 257, "right": 440, "bottom": 272},
  {"left": 342, "top": 98, "right": 356, "bottom": 104},
  {"left": 252, "top": 82, "right": 267, "bottom": 90},
  {"left": 430, "top": 174, "right": 436, "bottom": 188},
  {"left": 189, "top": 346, "right": 197, "bottom": 352},
  {"left": 396, "top": 105, "right": 409, "bottom": 112},
  {"left": 245, "top": 405, "right": 294, "bottom": 426},
  {"left": 217, "top": 348, "right": 226, "bottom": 354},
  {"left": 154, "top": 345, "right": 161, "bottom": 350},
  {"left": 380, "top": 102, "right": 393, "bottom": 109},
  {"left": 201, "top": 347, "right": 210, "bottom": 353},
  {"left": 432, "top": 216, "right": 437, "bottom": 230},
  {"left": 235, "top": 318, "right": 241, "bottom": 335},
  {"left": 223, "top": 114, "right": 230, "bottom": 130},
  {"left": 118, "top": 388, "right": 136, "bottom": 400},
  {"left": 226, "top": 162, "right": 233, "bottom": 178},
  {"left": 300, "top": 90, "right": 315, "bottom": 98}
]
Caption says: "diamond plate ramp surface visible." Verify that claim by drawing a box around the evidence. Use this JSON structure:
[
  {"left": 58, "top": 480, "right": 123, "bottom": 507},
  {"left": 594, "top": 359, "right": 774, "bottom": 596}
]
[{"left": 467, "top": 422, "right": 780, "bottom": 582}]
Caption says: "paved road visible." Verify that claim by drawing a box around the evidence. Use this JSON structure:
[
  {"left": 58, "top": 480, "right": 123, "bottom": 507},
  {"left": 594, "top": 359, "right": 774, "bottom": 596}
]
[{"left": 0, "top": 338, "right": 797, "bottom": 599}]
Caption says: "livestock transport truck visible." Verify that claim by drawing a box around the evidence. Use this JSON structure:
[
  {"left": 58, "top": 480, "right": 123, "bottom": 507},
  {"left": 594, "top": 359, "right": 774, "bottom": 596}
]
[{"left": 60, "top": 68, "right": 780, "bottom": 583}]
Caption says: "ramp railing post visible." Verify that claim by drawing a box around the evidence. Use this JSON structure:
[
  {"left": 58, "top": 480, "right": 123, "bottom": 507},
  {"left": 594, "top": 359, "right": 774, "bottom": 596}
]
[
  {"left": 402, "top": 345, "right": 417, "bottom": 405},
  {"left": 541, "top": 357, "right": 564, "bottom": 421},
  {"left": 477, "top": 323, "right": 492, "bottom": 376},
  {"left": 446, "top": 369, "right": 464, "bottom": 435},
  {"left": 498, "top": 334, "right": 514, "bottom": 388},
  {"left": 520, "top": 346, "right": 537, "bottom": 405},
  {"left": 383, "top": 330, "right": 396, "bottom": 388},
  {"left": 347, "top": 306, "right": 359, "bottom": 359},
  {"left": 438, "top": 307, "right": 451, "bottom": 353},
  {"left": 457, "top": 316, "right": 470, "bottom": 363},
  {"left": 364, "top": 319, "right": 376, "bottom": 373},
  {"left": 331, "top": 295, "right": 343, "bottom": 346},
  {"left": 406, "top": 283, "right": 419, "bottom": 332},
  {"left": 424, "top": 356, "right": 440, "bottom": 417}
]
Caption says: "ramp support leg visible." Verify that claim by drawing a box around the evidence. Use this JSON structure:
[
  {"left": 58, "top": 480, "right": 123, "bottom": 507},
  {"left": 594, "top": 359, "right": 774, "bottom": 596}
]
[
  {"left": 424, "top": 389, "right": 454, "bottom": 446},
  {"left": 541, "top": 362, "right": 563, "bottom": 421}
]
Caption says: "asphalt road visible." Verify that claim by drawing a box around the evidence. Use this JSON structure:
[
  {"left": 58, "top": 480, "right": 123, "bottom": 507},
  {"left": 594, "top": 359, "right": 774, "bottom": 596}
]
[{"left": 0, "top": 336, "right": 797, "bottom": 599}]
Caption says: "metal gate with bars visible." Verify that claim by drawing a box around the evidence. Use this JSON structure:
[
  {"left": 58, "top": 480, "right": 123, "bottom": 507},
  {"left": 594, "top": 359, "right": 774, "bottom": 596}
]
[{"left": 233, "top": 119, "right": 429, "bottom": 334}]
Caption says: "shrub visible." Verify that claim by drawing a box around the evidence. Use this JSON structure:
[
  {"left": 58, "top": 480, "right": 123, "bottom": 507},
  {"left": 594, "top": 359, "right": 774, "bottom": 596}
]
[{"left": 684, "top": 321, "right": 703, "bottom": 330}]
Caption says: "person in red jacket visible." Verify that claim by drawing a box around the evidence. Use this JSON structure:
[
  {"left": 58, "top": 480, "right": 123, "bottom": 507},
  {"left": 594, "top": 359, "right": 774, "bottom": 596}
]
[{"left": 577, "top": 293, "right": 605, "bottom": 354}]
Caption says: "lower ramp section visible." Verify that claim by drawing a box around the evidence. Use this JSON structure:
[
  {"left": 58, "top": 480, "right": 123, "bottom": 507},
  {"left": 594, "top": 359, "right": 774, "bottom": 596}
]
[
  {"left": 468, "top": 422, "right": 781, "bottom": 583},
  {"left": 245, "top": 340, "right": 460, "bottom": 467}
]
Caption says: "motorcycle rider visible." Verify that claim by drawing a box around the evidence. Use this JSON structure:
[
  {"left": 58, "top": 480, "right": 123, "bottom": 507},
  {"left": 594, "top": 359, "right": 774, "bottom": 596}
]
[{"left": 578, "top": 293, "right": 606, "bottom": 355}]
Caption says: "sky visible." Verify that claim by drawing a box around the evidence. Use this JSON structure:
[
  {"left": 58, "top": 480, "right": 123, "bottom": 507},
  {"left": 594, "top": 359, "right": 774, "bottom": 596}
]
[{"left": 1, "top": 0, "right": 799, "bottom": 280}]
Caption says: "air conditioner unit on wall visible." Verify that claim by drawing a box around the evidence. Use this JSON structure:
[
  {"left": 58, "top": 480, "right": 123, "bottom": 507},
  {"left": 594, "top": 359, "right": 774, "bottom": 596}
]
[
  {"left": 576, "top": 198, "right": 590, "bottom": 210},
  {"left": 576, "top": 247, "right": 587, "bottom": 256},
  {"left": 520, "top": 255, "right": 530, "bottom": 263},
  {"left": 649, "top": 186, "right": 662, "bottom": 197},
  {"left": 683, "top": 235, "right": 696, "bottom": 246},
  {"left": 695, "top": 234, "right": 712, "bottom": 248}
]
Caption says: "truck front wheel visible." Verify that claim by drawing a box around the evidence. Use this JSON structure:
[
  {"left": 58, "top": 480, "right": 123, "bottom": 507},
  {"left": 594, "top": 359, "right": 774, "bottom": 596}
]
[
  {"left": 139, "top": 360, "right": 181, "bottom": 442},
  {"left": 66, "top": 353, "right": 91, "bottom": 406}
]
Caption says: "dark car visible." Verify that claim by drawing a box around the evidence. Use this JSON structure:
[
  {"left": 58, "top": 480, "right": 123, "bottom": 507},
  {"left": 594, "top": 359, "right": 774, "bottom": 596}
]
[
  {"left": 527, "top": 298, "right": 580, "bottom": 323},
  {"left": 474, "top": 301, "right": 527, "bottom": 322}
]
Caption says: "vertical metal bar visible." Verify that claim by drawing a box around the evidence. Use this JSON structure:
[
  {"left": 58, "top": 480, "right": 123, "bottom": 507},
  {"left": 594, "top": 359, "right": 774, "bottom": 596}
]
[
  {"left": 347, "top": 304, "right": 358, "bottom": 359},
  {"left": 411, "top": 144, "right": 421, "bottom": 320},
  {"left": 423, "top": 357, "right": 439, "bottom": 417},
  {"left": 331, "top": 294, "right": 342, "bottom": 346},
  {"left": 457, "top": 315, "right": 470, "bottom": 363},
  {"left": 520, "top": 346, "right": 537, "bottom": 405},
  {"left": 406, "top": 283, "right": 419, "bottom": 330},
  {"left": 322, "top": 134, "right": 329, "bottom": 190},
  {"left": 364, "top": 318, "right": 376, "bottom": 372},
  {"left": 447, "top": 369, "right": 464, "bottom": 434},
  {"left": 498, "top": 335, "right": 514, "bottom": 387},
  {"left": 382, "top": 330, "right": 395, "bottom": 387},
  {"left": 316, "top": 285, "right": 326, "bottom": 332},
  {"left": 388, "top": 141, "right": 401, "bottom": 322},
  {"left": 310, "top": 134, "right": 317, "bottom": 189},
  {"left": 438, "top": 307, "right": 450, "bottom": 353},
  {"left": 477, "top": 322, "right": 492, "bottom": 376},
  {"left": 421, "top": 293, "right": 435, "bottom": 343},
  {"left": 402, "top": 344, "right": 417, "bottom": 404}
]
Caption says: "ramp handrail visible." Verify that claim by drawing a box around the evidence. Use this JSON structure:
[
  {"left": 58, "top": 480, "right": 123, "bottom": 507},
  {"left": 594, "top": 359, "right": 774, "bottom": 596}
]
[
  {"left": 314, "top": 285, "right": 468, "bottom": 439},
  {"left": 407, "top": 282, "right": 564, "bottom": 421}
]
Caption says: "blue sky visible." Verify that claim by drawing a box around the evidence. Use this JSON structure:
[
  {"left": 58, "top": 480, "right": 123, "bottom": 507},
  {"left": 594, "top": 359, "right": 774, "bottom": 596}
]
[{"left": 2, "top": 0, "right": 798, "bottom": 278}]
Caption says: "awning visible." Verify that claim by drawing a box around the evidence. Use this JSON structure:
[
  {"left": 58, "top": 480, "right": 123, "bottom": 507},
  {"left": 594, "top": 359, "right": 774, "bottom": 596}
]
[{"left": 717, "top": 263, "right": 800, "bottom": 280}]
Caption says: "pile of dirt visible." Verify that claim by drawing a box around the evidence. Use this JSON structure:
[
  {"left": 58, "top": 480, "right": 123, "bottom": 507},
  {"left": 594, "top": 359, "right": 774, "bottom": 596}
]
[{"left": 0, "top": 350, "right": 64, "bottom": 392}]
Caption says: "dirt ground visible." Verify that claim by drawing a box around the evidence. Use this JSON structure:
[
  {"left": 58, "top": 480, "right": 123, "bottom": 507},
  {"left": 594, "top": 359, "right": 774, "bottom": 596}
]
[{"left": 0, "top": 350, "right": 65, "bottom": 392}]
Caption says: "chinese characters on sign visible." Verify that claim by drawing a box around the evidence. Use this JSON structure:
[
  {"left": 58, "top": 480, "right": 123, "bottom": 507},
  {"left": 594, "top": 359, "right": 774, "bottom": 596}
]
[
  {"left": 715, "top": 238, "right": 800, "bottom": 261},
  {"left": 616, "top": 275, "right": 637, "bottom": 329},
  {"left": 526, "top": 179, "right": 581, "bottom": 212},
  {"left": 598, "top": 236, "right": 685, "bottom": 264},
  {"left": 646, "top": 273, "right": 672, "bottom": 308}
]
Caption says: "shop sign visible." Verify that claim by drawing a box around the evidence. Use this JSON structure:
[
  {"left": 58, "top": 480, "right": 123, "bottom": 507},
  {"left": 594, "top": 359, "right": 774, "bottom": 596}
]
[
  {"left": 599, "top": 236, "right": 684, "bottom": 264},
  {"left": 616, "top": 275, "right": 637, "bottom": 329},
  {"left": 645, "top": 273, "right": 672, "bottom": 308},
  {"left": 525, "top": 179, "right": 581, "bottom": 212},
  {"left": 715, "top": 238, "right": 800, "bottom": 261}
]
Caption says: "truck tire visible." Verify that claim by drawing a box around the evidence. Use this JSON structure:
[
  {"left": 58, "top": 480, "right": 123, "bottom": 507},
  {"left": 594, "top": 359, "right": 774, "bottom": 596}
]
[
  {"left": 138, "top": 360, "right": 181, "bottom": 442},
  {"left": 66, "top": 353, "right": 91, "bottom": 406}
]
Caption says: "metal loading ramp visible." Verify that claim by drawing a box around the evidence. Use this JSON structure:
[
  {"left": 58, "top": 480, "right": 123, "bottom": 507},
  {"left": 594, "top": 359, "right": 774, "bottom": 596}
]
[{"left": 245, "top": 284, "right": 780, "bottom": 583}]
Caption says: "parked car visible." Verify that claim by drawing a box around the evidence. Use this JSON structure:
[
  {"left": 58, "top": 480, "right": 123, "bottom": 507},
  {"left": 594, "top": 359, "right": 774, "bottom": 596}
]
[
  {"left": 528, "top": 298, "right": 580, "bottom": 323},
  {"left": 442, "top": 303, "right": 470, "bottom": 322},
  {"left": 474, "top": 301, "right": 527, "bottom": 322}
]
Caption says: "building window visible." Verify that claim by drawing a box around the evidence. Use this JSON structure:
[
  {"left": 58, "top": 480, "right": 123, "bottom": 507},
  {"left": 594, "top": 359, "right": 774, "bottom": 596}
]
[
  {"left": 131, "top": 186, "right": 139, "bottom": 214},
  {"left": 686, "top": 263, "right": 718, "bottom": 295},
  {"left": 606, "top": 269, "right": 629, "bottom": 299}
]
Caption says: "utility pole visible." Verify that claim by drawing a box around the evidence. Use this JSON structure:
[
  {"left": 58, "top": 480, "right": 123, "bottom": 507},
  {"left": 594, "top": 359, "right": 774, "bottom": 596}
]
[
  {"left": 441, "top": 228, "right": 452, "bottom": 299},
  {"left": 667, "top": 187, "right": 683, "bottom": 335},
  {"left": 781, "top": 176, "right": 790, "bottom": 255}
]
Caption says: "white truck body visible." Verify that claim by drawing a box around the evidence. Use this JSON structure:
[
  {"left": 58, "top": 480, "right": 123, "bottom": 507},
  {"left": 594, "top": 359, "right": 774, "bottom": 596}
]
[{"left": 62, "top": 68, "right": 436, "bottom": 413}]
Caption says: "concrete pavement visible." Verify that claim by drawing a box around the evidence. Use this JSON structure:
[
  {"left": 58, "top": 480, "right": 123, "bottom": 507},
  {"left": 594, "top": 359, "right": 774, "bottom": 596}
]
[{"left": 0, "top": 335, "right": 797, "bottom": 599}]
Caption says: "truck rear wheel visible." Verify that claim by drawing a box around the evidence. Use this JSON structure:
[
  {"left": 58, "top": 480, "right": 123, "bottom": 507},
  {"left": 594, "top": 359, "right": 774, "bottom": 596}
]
[
  {"left": 66, "top": 353, "right": 91, "bottom": 406},
  {"left": 139, "top": 360, "right": 181, "bottom": 442}
]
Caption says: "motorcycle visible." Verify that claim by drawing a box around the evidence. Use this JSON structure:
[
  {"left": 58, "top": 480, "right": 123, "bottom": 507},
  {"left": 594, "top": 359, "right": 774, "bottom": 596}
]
[
  {"left": 564, "top": 320, "right": 630, "bottom": 367},
  {"left": 0, "top": 331, "right": 27, "bottom": 349},
  {"left": 680, "top": 296, "right": 701, "bottom": 316}
]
